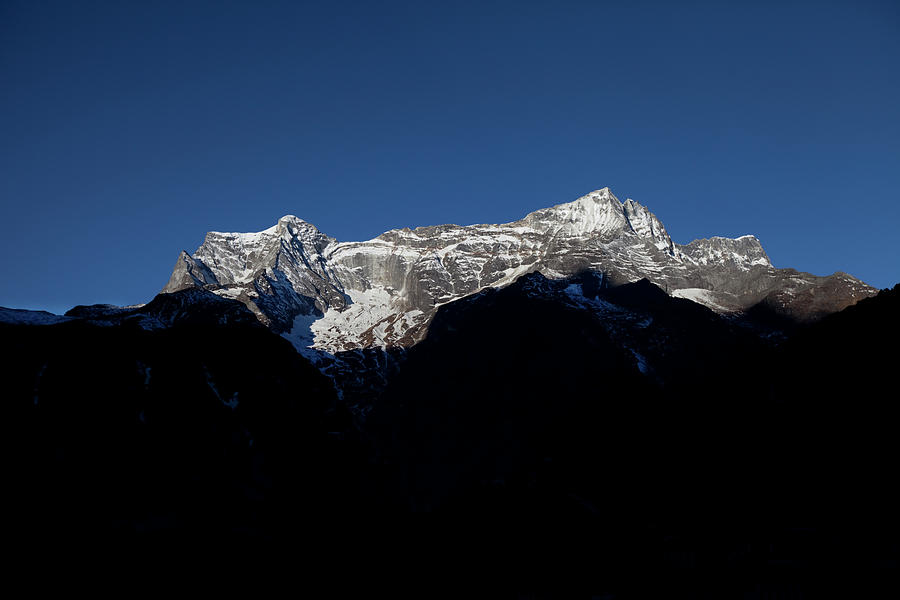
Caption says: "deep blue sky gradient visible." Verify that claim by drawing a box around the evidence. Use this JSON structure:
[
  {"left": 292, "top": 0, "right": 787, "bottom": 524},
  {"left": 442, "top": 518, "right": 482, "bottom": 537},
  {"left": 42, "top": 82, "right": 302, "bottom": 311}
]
[{"left": 2, "top": 0, "right": 898, "bottom": 313}]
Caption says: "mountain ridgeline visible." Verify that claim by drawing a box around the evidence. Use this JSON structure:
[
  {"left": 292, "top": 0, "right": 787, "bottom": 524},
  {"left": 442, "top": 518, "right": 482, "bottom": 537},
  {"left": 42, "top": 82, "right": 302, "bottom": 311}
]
[
  {"left": 162, "top": 188, "right": 874, "bottom": 354},
  {"left": 4, "top": 188, "right": 897, "bottom": 591}
]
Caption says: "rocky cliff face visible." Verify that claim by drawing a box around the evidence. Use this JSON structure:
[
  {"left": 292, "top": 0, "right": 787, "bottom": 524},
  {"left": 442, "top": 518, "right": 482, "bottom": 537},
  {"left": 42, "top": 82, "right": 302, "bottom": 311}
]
[{"left": 162, "top": 188, "right": 876, "bottom": 354}]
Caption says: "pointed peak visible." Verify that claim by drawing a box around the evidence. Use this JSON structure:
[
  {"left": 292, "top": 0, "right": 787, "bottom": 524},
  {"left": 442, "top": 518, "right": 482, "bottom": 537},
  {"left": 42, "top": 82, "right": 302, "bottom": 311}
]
[
  {"left": 514, "top": 187, "right": 627, "bottom": 237},
  {"left": 163, "top": 250, "right": 218, "bottom": 293},
  {"left": 278, "top": 214, "right": 307, "bottom": 225},
  {"left": 275, "top": 215, "right": 332, "bottom": 243},
  {"left": 581, "top": 187, "right": 619, "bottom": 204},
  {"left": 565, "top": 187, "right": 622, "bottom": 209}
]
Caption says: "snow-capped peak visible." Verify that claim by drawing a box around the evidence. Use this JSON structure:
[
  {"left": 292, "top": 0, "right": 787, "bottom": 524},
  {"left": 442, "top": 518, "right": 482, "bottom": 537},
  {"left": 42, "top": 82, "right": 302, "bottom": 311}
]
[
  {"left": 517, "top": 188, "right": 627, "bottom": 237},
  {"left": 279, "top": 214, "right": 305, "bottom": 224},
  {"left": 276, "top": 214, "right": 310, "bottom": 234}
]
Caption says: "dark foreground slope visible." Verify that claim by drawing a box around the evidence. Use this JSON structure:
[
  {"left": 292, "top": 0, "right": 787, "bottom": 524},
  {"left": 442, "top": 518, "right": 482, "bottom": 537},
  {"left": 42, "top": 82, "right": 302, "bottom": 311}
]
[
  {"left": 370, "top": 273, "right": 772, "bottom": 512},
  {"left": 767, "top": 284, "right": 900, "bottom": 520},
  {"left": 4, "top": 291, "right": 363, "bottom": 547},
  {"left": 362, "top": 276, "right": 899, "bottom": 592},
  {"left": 3, "top": 282, "right": 898, "bottom": 593}
]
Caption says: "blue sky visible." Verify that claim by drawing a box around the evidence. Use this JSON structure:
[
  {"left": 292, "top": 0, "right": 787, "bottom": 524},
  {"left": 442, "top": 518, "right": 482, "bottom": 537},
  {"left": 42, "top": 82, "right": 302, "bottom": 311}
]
[{"left": 2, "top": 0, "right": 898, "bottom": 313}]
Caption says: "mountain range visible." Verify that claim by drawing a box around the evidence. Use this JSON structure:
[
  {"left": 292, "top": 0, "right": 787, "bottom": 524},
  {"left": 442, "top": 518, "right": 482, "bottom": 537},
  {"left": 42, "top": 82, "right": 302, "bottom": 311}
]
[
  {"left": 4, "top": 187, "right": 896, "bottom": 592},
  {"left": 162, "top": 187, "right": 875, "bottom": 355}
]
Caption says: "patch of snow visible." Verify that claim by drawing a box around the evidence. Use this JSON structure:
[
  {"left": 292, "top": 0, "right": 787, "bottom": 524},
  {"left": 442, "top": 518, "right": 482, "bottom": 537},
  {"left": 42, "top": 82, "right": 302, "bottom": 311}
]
[
  {"left": 202, "top": 366, "right": 237, "bottom": 410},
  {"left": 223, "top": 392, "right": 239, "bottom": 410},
  {"left": 282, "top": 312, "right": 319, "bottom": 351},
  {"left": 672, "top": 288, "right": 731, "bottom": 312},
  {"left": 630, "top": 349, "right": 650, "bottom": 374},
  {"left": 212, "top": 287, "right": 253, "bottom": 299},
  {"left": 310, "top": 286, "right": 397, "bottom": 351}
]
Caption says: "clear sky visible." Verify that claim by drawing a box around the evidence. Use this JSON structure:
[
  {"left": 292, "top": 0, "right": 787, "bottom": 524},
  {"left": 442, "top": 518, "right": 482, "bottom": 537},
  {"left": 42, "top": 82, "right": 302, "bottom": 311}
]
[{"left": 2, "top": 0, "right": 898, "bottom": 313}]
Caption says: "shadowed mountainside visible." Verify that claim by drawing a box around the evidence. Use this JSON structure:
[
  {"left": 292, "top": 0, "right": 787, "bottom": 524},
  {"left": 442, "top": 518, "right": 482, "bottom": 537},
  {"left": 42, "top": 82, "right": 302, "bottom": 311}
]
[
  {"left": 5, "top": 292, "right": 365, "bottom": 546},
  {"left": 4, "top": 281, "right": 898, "bottom": 593}
]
